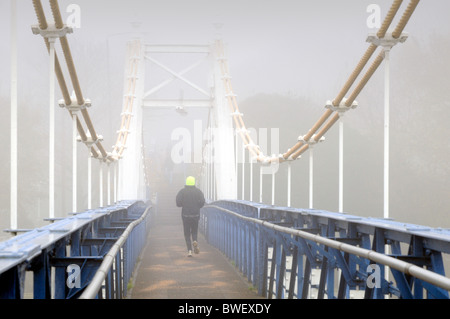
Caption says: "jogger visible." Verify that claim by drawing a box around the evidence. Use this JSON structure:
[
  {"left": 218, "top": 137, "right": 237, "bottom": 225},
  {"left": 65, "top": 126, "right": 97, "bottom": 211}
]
[{"left": 176, "top": 176, "right": 205, "bottom": 257}]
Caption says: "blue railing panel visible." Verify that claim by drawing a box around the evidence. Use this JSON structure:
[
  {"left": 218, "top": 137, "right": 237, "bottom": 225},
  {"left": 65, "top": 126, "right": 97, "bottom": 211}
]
[
  {"left": 0, "top": 200, "right": 151, "bottom": 299},
  {"left": 201, "top": 200, "right": 450, "bottom": 299}
]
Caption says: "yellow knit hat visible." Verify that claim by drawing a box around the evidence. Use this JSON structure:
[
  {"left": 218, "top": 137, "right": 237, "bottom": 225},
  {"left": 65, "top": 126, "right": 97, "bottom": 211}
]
[{"left": 185, "top": 176, "right": 195, "bottom": 186}]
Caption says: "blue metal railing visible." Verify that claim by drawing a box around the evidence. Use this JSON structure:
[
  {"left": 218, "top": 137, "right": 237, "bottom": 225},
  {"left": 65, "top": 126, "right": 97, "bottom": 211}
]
[
  {"left": 0, "top": 200, "right": 152, "bottom": 299},
  {"left": 201, "top": 200, "right": 450, "bottom": 299}
]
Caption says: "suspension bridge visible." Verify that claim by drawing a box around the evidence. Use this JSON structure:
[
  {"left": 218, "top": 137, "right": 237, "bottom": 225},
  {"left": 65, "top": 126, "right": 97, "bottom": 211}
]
[{"left": 1, "top": 0, "right": 450, "bottom": 301}]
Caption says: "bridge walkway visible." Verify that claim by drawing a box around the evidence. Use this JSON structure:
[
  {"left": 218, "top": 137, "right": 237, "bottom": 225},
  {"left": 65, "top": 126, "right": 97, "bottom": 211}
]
[{"left": 129, "top": 183, "right": 261, "bottom": 299}]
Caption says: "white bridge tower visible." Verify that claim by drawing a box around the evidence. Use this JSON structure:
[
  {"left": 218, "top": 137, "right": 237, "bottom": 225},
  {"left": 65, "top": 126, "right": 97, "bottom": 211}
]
[{"left": 116, "top": 36, "right": 237, "bottom": 201}]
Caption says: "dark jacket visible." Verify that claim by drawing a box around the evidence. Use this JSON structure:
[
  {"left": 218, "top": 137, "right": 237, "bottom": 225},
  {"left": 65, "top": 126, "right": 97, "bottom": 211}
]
[{"left": 176, "top": 186, "right": 205, "bottom": 217}]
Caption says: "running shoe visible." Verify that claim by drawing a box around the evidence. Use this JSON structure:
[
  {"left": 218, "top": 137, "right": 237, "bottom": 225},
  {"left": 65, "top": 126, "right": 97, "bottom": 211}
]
[{"left": 193, "top": 241, "right": 200, "bottom": 254}]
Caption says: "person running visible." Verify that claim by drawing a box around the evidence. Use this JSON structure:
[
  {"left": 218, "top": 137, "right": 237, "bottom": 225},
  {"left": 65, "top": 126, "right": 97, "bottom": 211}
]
[{"left": 175, "top": 176, "right": 205, "bottom": 257}]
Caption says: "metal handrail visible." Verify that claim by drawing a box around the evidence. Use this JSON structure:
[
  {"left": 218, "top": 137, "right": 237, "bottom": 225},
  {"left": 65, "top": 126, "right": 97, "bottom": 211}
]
[
  {"left": 79, "top": 205, "right": 151, "bottom": 299},
  {"left": 206, "top": 204, "right": 450, "bottom": 293}
]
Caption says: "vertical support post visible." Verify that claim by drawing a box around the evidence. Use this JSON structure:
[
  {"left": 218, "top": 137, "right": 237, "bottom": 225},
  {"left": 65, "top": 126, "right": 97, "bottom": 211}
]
[
  {"left": 10, "top": 0, "right": 18, "bottom": 231},
  {"left": 63, "top": 102, "right": 88, "bottom": 215},
  {"left": 88, "top": 147, "right": 92, "bottom": 209},
  {"left": 212, "top": 160, "right": 216, "bottom": 201},
  {"left": 296, "top": 249, "right": 304, "bottom": 299},
  {"left": 49, "top": 37, "right": 56, "bottom": 220},
  {"left": 383, "top": 46, "right": 392, "bottom": 289},
  {"left": 209, "top": 125, "right": 213, "bottom": 201},
  {"left": 249, "top": 157, "right": 253, "bottom": 202},
  {"left": 206, "top": 161, "right": 210, "bottom": 201},
  {"left": 209, "top": 163, "right": 212, "bottom": 201},
  {"left": 309, "top": 148, "right": 314, "bottom": 209},
  {"left": 271, "top": 170, "right": 275, "bottom": 205},
  {"left": 205, "top": 161, "right": 208, "bottom": 201},
  {"left": 207, "top": 142, "right": 210, "bottom": 201},
  {"left": 53, "top": 240, "right": 67, "bottom": 299},
  {"left": 259, "top": 165, "right": 263, "bottom": 203},
  {"left": 114, "top": 161, "right": 118, "bottom": 203},
  {"left": 107, "top": 162, "right": 111, "bottom": 205},
  {"left": 99, "top": 160, "right": 103, "bottom": 207},
  {"left": 242, "top": 143, "right": 245, "bottom": 200},
  {"left": 384, "top": 47, "right": 390, "bottom": 221},
  {"left": 339, "top": 116, "right": 344, "bottom": 212},
  {"left": 72, "top": 113, "right": 78, "bottom": 212},
  {"left": 288, "top": 246, "right": 298, "bottom": 299},
  {"left": 235, "top": 129, "right": 239, "bottom": 198},
  {"left": 32, "top": 252, "right": 51, "bottom": 299},
  {"left": 210, "top": 130, "right": 213, "bottom": 200},
  {"left": 287, "top": 162, "right": 291, "bottom": 207},
  {"left": 365, "top": 33, "right": 407, "bottom": 219}
]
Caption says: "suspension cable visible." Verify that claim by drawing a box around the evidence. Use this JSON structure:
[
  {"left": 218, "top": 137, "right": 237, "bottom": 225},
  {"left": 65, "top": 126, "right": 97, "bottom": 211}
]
[
  {"left": 32, "top": 0, "right": 113, "bottom": 161},
  {"left": 32, "top": 0, "right": 91, "bottom": 148},
  {"left": 220, "top": 0, "right": 420, "bottom": 166},
  {"left": 48, "top": 0, "right": 106, "bottom": 159},
  {"left": 392, "top": 0, "right": 420, "bottom": 39},
  {"left": 377, "top": 0, "right": 404, "bottom": 38}
]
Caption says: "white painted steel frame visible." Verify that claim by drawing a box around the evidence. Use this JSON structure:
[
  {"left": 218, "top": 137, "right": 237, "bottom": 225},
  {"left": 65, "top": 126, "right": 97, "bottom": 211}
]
[
  {"left": 49, "top": 37, "right": 56, "bottom": 219},
  {"left": 10, "top": 0, "right": 18, "bottom": 231}
]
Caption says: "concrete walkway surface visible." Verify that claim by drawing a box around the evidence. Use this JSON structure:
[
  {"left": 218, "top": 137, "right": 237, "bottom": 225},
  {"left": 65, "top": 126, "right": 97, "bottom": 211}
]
[{"left": 129, "top": 186, "right": 261, "bottom": 299}]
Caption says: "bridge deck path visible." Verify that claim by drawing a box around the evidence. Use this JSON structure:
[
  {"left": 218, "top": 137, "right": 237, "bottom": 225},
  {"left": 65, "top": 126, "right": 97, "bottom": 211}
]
[{"left": 129, "top": 183, "right": 261, "bottom": 299}]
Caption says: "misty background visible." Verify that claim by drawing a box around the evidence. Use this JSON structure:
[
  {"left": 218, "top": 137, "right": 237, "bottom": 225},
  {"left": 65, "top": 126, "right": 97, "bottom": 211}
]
[{"left": 0, "top": 0, "right": 450, "bottom": 242}]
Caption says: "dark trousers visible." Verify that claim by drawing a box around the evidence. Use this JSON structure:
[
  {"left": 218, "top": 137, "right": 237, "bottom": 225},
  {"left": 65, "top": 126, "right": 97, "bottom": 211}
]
[{"left": 182, "top": 215, "right": 199, "bottom": 251}]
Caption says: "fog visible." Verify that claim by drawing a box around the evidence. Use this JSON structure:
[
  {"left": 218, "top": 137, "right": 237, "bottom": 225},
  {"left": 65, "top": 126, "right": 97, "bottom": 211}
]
[{"left": 1, "top": 0, "right": 450, "bottom": 241}]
